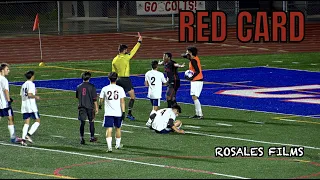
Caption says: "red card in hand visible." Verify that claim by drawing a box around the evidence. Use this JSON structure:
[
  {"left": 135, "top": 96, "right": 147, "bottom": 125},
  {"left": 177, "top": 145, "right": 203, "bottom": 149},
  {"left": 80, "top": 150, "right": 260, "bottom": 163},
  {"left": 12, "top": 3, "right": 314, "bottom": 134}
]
[{"left": 138, "top": 32, "right": 141, "bottom": 37}]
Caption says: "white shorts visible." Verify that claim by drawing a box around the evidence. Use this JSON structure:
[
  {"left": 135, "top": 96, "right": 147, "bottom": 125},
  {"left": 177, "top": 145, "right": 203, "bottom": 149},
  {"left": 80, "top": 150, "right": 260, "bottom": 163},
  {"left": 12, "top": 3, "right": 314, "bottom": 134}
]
[{"left": 190, "top": 81, "right": 203, "bottom": 97}]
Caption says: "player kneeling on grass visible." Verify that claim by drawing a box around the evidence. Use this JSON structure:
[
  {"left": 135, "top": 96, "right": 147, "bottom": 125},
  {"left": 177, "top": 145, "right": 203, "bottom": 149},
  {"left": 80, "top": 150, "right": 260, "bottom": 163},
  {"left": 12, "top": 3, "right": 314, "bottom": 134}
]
[
  {"left": 99, "top": 72, "right": 126, "bottom": 152},
  {"left": 147, "top": 104, "right": 185, "bottom": 134},
  {"left": 20, "top": 70, "right": 41, "bottom": 146}
]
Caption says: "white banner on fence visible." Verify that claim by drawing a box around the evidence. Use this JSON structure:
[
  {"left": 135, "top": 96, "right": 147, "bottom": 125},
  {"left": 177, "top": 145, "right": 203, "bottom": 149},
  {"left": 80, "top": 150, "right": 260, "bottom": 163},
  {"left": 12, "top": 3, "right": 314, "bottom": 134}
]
[{"left": 136, "top": 1, "right": 206, "bottom": 15}]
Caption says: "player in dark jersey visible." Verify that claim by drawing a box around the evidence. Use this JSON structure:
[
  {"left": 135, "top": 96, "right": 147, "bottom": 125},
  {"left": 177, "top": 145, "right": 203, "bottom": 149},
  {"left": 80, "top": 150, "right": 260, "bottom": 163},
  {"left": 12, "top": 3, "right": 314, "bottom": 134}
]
[
  {"left": 76, "top": 71, "right": 99, "bottom": 144},
  {"left": 159, "top": 52, "right": 185, "bottom": 108}
]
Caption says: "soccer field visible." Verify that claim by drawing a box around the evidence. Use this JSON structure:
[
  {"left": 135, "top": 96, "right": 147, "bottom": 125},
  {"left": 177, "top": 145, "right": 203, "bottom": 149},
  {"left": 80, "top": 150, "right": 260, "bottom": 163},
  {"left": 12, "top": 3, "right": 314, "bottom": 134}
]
[{"left": 0, "top": 52, "right": 320, "bottom": 179}]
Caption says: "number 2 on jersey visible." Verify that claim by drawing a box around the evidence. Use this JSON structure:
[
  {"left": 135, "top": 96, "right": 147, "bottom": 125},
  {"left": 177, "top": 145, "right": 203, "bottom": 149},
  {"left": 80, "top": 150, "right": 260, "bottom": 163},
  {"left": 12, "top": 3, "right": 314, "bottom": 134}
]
[{"left": 151, "top": 77, "right": 155, "bottom": 85}]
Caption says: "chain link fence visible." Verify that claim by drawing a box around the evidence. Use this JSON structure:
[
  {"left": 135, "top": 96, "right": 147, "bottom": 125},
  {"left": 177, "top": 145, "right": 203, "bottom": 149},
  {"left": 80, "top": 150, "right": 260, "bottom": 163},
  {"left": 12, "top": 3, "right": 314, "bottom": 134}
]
[{"left": 0, "top": 1, "right": 319, "bottom": 36}]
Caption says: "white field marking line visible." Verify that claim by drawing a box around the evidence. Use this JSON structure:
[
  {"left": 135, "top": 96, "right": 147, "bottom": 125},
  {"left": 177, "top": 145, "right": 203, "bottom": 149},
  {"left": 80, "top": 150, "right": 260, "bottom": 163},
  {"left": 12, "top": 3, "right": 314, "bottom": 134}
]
[
  {"left": 216, "top": 123, "right": 233, "bottom": 127},
  {"left": 262, "top": 66, "right": 320, "bottom": 74},
  {"left": 276, "top": 49, "right": 288, "bottom": 52},
  {"left": 311, "top": 64, "right": 317, "bottom": 66},
  {"left": 121, "top": 130, "right": 133, "bottom": 133},
  {"left": 12, "top": 111, "right": 320, "bottom": 151},
  {"left": 184, "top": 125, "right": 201, "bottom": 129},
  {"left": 272, "top": 61, "right": 283, "bottom": 63},
  {"left": 310, "top": 114, "right": 320, "bottom": 117},
  {"left": 292, "top": 62, "right": 300, "bottom": 64},
  {"left": 0, "top": 142, "right": 249, "bottom": 179},
  {"left": 278, "top": 119, "right": 297, "bottom": 122},
  {"left": 257, "top": 48, "right": 270, "bottom": 51},
  {"left": 226, "top": 81, "right": 252, "bottom": 84},
  {"left": 51, "top": 135, "right": 66, "bottom": 138},
  {"left": 84, "top": 133, "right": 100, "bottom": 136},
  {"left": 247, "top": 121, "right": 265, "bottom": 124}
]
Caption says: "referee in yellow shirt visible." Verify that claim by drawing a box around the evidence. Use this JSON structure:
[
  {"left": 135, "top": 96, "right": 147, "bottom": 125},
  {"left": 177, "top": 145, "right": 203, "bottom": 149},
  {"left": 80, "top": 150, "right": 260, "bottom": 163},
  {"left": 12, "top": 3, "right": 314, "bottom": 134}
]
[{"left": 112, "top": 34, "right": 142, "bottom": 121}]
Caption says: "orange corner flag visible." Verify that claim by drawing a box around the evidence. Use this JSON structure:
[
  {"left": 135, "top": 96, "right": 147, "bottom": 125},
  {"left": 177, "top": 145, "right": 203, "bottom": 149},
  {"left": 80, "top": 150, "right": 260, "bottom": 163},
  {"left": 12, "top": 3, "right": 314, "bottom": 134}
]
[{"left": 33, "top": 13, "right": 39, "bottom": 31}]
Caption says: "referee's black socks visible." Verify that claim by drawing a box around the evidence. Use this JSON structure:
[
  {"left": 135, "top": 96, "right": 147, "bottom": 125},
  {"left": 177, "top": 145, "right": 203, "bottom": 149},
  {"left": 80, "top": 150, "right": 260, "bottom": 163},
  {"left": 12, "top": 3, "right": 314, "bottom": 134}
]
[
  {"left": 167, "top": 100, "right": 173, "bottom": 108},
  {"left": 128, "top": 99, "right": 135, "bottom": 115}
]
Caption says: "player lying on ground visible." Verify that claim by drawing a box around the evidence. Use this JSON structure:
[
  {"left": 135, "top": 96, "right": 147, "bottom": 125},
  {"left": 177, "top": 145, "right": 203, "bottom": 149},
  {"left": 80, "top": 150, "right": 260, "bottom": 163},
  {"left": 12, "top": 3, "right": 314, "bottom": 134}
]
[{"left": 146, "top": 104, "right": 185, "bottom": 134}]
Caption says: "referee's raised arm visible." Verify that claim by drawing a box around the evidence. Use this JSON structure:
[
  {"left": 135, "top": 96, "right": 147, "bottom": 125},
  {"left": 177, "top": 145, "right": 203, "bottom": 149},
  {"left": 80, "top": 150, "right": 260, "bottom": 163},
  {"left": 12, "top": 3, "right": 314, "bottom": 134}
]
[{"left": 128, "top": 35, "right": 142, "bottom": 59}]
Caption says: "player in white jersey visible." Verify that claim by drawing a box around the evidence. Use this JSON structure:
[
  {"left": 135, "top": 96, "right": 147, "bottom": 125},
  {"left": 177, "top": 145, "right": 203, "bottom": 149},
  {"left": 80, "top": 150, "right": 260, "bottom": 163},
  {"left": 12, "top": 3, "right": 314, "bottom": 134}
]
[
  {"left": 148, "top": 104, "right": 185, "bottom": 134},
  {"left": 20, "top": 71, "right": 41, "bottom": 146},
  {"left": 0, "top": 63, "right": 21, "bottom": 143},
  {"left": 145, "top": 60, "right": 167, "bottom": 112},
  {"left": 99, "top": 72, "right": 126, "bottom": 152}
]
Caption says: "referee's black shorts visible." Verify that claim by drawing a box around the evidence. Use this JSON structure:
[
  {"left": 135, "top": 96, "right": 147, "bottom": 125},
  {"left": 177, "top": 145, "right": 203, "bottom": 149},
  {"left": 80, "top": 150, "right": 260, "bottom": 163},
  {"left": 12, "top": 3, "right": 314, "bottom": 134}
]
[{"left": 116, "top": 77, "right": 134, "bottom": 93}]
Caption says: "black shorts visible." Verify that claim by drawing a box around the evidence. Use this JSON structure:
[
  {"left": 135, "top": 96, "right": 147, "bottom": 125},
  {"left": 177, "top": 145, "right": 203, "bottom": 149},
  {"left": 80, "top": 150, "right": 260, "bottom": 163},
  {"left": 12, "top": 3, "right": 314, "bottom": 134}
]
[
  {"left": 116, "top": 77, "right": 134, "bottom": 93},
  {"left": 78, "top": 108, "right": 95, "bottom": 121},
  {"left": 166, "top": 80, "right": 180, "bottom": 97}
]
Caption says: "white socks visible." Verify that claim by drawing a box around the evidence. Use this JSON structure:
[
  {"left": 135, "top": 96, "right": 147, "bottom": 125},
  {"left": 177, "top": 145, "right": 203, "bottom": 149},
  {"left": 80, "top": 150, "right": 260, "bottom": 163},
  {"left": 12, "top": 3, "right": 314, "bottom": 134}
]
[
  {"left": 8, "top": 125, "right": 15, "bottom": 139},
  {"left": 28, "top": 122, "right": 40, "bottom": 135},
  {"left": 106, "top": 137, "right": 112, "bottom": 149},
  {"left": 22, "top": 124, "right": 29, "bottom": 140},
  {"left": 116, "top": 138, "right": 121, "bottom": 148},
  {"left": 194, "top": 99, "right": 203, "bottom": 116}
]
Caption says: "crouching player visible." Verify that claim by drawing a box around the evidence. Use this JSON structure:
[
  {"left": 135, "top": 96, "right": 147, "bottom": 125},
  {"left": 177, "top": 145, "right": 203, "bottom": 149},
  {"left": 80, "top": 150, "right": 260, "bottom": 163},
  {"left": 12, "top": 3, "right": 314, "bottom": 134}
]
[{"left": 147, "top": 104, "right": 185, "bottom": 134}]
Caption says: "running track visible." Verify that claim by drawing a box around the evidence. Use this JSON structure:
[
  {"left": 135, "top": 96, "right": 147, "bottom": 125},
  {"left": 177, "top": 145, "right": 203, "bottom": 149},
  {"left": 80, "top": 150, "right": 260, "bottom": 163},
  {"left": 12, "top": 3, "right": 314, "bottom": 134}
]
[{"left": 0, "top": 23, "right": 319, "bottom": 64}]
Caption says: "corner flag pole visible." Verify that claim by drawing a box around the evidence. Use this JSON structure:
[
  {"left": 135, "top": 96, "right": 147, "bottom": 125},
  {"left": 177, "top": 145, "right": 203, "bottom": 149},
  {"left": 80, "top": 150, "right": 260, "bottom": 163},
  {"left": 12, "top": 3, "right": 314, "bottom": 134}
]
[{"left": 38, "top": 24, "right": 43, "bottom": 61}]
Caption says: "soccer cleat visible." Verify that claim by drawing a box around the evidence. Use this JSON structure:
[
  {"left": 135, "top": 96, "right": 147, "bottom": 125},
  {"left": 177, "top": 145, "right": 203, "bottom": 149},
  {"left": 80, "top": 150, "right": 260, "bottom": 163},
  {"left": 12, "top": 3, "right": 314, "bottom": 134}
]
[
  {"left": 11, "top": 136, "right": 22, "bottom": 143},
  {"left": 106, "top": 148, "right": 112, "bottom": 153},
  {"left": 189, "top": 115, "right": 200, "bottom": 119},
  {"left": 198, "top": 116, "right": 204, "bottom": 120},
  {"left": 80, "top": 139, "right": 85, "bottom": 145},
  {"left": 115, "top": 144, "right": 123, "bottom": 150},
  {"left": 15, "top": 137, "right": 22, "bottom": 143},
  {"left": 126, "top": 114, "right": 135, "bottom": 121},
  {"left": 25, "top": 135, "right": 33, "bottom": 144},
  {"left": 21, "top": 140, "right": 27, "bottom": 146},
  {"left": 90, "top": 137, "right": 97, "bottom": 142}
]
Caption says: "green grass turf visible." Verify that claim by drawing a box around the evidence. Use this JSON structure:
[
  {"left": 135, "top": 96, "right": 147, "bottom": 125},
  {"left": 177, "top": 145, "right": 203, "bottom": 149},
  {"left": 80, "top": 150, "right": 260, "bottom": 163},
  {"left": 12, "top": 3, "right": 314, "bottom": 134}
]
[{"left": 0, "top": 52, "right": 320, "bottom": 179}]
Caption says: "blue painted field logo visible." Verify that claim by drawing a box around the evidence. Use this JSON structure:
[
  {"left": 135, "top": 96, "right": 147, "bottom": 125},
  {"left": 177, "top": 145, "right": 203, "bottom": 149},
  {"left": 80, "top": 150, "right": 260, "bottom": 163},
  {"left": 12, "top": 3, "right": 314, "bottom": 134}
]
[{"left": 216, "top": 85, "right": 320, "bottom": 105}]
